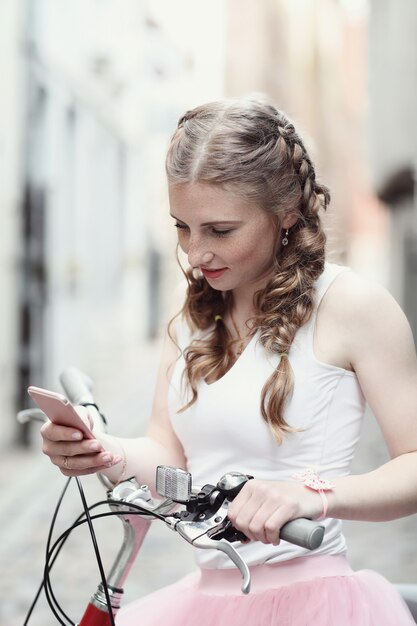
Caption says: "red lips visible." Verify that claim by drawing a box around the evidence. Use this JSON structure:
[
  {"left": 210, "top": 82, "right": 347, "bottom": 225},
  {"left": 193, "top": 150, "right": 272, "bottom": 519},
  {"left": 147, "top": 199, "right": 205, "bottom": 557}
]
[{"left": 200, "top": 267, "right": 228, "bottom": 279}]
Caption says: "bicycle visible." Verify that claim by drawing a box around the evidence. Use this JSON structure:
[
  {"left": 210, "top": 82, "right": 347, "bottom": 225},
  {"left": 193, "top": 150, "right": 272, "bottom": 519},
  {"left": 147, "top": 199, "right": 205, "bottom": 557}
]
[{"left": 18, "top": 367, "right": 417, "bottom": 625}]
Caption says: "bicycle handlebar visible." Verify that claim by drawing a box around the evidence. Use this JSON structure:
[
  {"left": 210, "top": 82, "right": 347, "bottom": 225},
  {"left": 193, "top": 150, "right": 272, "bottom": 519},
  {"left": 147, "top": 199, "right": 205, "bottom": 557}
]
[
  {"left": 23, "top": 367, "right": 327, "bottom": 596},
  {"left": 60, "top": 366, "right": 109, "bottom": 438},
  {"left": 59, "top": 367, "right": 325, "bottom": 586},
  {"left": 59, "top": 367, "right": 95, "bottom": 407},
  {"left": 111, "top": 474, "right": 325, "bottom": 595},
  {"left": 278, "top": 517, "right": 324, "bottom": 549}
]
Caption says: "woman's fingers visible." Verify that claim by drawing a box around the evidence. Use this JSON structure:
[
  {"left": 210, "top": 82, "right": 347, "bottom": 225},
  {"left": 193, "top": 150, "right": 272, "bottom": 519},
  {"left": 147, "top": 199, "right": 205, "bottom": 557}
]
[
  {"left": 249, "top": 504, "right": 295, "bottom": 545},
  {"left": 50, "top": 449, "right": 122, "bottom": 475},
  {"left": 41, "top": 420, "right": 85, "bottom": 443},
  {"left": 42, "top": 436, "right": 104, "bottom": 458},
  {"left": 227, "top": 479, "right": 300, "bottom": 545},
  {"left": 233, "top": 502, "right": 286, "bottom": 544},
  {"left": 264, "top": 510, "right": 290, "bottom": 545},
  {"left": 58, "top": 460, "right": 120, "bottom": 477},
  {"left": 40, "top": 414, "right": 121, "bottom": 477}
]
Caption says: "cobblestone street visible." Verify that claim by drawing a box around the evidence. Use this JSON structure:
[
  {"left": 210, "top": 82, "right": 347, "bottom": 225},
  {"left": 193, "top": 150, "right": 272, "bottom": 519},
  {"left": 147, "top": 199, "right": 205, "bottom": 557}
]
[{"left": 1, "top": 341, "right": 416, "bottom": 625}]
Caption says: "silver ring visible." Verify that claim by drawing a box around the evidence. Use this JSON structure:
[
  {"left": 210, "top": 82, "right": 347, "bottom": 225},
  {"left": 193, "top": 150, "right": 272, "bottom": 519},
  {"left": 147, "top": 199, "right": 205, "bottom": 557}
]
[{"left": 63, "top": 455, "right": 70, "bottom": 470}]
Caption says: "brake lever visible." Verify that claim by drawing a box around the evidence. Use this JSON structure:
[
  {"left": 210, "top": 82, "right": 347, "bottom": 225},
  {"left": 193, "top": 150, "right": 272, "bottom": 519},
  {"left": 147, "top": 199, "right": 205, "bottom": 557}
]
[
  {"left": 193, "top": 535, "right": 251, "bottom": 594},
  {"left": 164, "top": 499, "right": 252, "bottom": 594},
  {"left": 157, "top": 468, "right": 325, "bottom": 595}
]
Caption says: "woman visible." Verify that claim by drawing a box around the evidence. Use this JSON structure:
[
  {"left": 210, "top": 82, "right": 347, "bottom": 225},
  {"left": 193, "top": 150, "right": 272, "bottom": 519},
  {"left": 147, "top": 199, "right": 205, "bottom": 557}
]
[{"left": 41, "top": 96, "right": 417, "bottom": 624}]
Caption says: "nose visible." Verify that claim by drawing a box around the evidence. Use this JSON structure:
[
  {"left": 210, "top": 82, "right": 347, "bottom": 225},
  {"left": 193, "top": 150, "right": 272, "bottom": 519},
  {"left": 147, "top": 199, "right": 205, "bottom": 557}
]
[{"left": 187, "top": 238, "right": 214, "bottom": 268}]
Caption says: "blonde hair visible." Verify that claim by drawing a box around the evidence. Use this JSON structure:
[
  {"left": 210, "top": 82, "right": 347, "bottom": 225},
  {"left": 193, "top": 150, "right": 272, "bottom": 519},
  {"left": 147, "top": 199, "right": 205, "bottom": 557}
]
[{"left": 166, "top": 96, "right": 329, "bottom": 443}]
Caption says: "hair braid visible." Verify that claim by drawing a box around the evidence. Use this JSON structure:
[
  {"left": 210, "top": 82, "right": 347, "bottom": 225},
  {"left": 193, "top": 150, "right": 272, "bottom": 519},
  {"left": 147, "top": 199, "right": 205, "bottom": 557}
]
[
  {"left": 274, "top": 116, "right": 330, "bottom": 217},
  {"left": 253, "top": 218, "right": 326, "bottom": 442},
  {"left": 245, "top": 114, "right": 328, "bottom": 442}
]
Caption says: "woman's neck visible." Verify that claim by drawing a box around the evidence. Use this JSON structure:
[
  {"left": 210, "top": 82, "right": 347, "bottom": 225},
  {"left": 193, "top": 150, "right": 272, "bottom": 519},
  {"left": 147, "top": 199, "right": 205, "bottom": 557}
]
[{"left": 231, "top": 273, "right": 271, "bottom": 322}]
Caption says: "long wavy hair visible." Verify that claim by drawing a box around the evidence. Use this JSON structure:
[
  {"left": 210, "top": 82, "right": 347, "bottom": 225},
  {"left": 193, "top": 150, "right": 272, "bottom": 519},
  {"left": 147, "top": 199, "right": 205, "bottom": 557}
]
[{"left": 166, "top": 96, "right": 329, "bottom": 444}]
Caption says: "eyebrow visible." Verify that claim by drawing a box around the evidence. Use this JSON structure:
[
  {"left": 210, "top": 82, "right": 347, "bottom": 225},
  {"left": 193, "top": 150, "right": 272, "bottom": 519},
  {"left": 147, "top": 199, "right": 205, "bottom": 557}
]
[{"left": 170, "top": 214, "right": 243, "bottom": 227}]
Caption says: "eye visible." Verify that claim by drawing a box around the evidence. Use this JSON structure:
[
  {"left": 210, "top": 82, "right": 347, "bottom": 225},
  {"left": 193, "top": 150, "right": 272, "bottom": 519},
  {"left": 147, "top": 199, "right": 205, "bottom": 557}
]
[
  {"left": 212, "top": 228, "right": 232, "bottom": 237},
  {"left": 174, "top": 222, "right": 189, "bottom": 231}
]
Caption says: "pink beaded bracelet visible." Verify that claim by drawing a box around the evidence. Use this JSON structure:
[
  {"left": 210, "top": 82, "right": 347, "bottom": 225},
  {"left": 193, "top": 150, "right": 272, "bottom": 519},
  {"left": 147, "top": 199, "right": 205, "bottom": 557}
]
[{"left": 293, "top": 468, "right": 335, "bottom": 520}]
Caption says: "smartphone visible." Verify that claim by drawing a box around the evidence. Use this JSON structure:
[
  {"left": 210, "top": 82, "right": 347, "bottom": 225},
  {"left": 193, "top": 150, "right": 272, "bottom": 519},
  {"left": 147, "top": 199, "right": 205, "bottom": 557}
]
[{"left": 27, "top": 385, "right": 94, "bottom": 439}]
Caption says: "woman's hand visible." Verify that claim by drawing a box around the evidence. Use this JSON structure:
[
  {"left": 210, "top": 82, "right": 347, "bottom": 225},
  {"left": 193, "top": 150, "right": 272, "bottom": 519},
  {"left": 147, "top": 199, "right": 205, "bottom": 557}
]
[
  {"left": 40, "top": 406, "right": 122, "bottom": 477},
  {"left": 227, "top": 479, "right": 323, "bottom": 545}
]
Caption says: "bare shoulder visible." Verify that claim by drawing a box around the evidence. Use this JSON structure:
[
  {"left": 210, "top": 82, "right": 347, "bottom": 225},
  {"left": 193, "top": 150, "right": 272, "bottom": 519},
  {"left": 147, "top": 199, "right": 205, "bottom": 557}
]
[
  {"left": 322, "top": 269, "right": 417, "bottom": 458},
  {"left": 325, "top": 269, "right": 409, "bottom": 335},
  {"left": 315, "top": 268, "right": 416, "bottom": 372},
  {"left": 324, "top": 268, "right": 384, "bottom": 311}
]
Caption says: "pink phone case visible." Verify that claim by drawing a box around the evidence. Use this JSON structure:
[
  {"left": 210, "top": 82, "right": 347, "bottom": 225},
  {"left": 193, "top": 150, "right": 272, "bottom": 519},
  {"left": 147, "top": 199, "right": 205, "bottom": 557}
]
[{"left": 27, "top": 385, "right": 94, "bottom": 439}]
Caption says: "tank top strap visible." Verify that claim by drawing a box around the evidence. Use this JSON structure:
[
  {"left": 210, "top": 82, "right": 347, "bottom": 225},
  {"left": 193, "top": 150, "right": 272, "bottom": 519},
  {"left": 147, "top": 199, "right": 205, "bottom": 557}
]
[
  {"left": 314, "top": 262, "right": 351, "bottom": 309},
  {"left": 300, "top": 262, "right": 352, "bottom": 350}
]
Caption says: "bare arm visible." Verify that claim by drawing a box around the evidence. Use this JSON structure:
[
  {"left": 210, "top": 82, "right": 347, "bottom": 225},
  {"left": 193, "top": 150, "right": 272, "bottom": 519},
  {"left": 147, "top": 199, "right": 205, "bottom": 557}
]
[
  {"left": 228, "top": 274, "right": 417, "bottom": 544},
  {"left": 326, "top": 275, "right": 417, "bottom": 521}
]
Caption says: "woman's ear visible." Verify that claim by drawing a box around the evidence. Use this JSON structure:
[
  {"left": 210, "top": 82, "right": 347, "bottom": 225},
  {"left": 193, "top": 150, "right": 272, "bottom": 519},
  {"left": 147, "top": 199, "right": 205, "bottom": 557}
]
[{"left": 281, "top": 213, "right": 299, "bottom": 229}]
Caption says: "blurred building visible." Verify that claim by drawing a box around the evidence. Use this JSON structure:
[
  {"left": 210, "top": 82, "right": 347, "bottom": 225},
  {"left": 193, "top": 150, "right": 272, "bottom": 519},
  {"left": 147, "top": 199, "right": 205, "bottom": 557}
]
[
  {"left": 225, "top": 0, "right": 386, "bottom": 279},
  {"left": 367, "top": 0, "right": 417, "bottom": 342},
  {"left": 1, "top": 0, "right": 226, "bottom": 447},
  {"left": 0, "top": 2, "right": 25, "bottom": 447},
  {"left": 224, "top": 0, "right": 416, "bottom": 338}
]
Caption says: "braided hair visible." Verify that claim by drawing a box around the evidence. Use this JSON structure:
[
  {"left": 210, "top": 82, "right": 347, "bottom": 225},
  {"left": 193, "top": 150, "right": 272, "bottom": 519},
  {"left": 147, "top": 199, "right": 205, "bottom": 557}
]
[{"left": 166, "top": 95, "right": 329, "bottom": 443}]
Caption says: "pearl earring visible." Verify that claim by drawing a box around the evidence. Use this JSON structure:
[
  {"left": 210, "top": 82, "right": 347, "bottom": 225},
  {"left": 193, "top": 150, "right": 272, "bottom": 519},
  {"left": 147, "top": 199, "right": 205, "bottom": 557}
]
[{"left": 282, "top": 229, "right": 289, "bottom": 246}]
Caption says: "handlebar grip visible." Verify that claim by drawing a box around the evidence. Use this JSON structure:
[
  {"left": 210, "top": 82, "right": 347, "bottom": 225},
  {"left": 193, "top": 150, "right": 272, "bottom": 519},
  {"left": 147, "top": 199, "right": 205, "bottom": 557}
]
[
  {"left": 59, "top": 367, "right": 108, "bottom": 435},
  {"left": 279, "top": 518, "right": 324, "bottom": 550},
  {"left": 59, "top": 367, "right": 94, "bottom": 405}
]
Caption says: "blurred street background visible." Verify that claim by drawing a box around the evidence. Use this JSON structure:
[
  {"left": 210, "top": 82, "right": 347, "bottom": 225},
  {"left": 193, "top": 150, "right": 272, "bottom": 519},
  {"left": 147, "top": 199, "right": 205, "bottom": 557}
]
[{"left": 0, "top": 0, "right": 416, "bottom": 624}]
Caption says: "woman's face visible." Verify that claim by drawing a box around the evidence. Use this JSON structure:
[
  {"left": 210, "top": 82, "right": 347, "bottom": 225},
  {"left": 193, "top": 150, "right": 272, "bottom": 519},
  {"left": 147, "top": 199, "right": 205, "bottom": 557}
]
[{"left": 169, "top": 182, "right": 279, "bottom": 297}]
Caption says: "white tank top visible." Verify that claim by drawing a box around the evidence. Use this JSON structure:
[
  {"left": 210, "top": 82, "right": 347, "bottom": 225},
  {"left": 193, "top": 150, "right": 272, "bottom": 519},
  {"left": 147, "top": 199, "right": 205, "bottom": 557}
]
[{"left": 168, "top": 263, "right": 366, "bottom": 568}]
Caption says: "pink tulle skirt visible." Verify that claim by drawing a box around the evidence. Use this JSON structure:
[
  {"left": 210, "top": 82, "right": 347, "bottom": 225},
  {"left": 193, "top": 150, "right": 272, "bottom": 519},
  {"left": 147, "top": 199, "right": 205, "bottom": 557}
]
[{"left": 116, "top": 555, "right": 415, "bottom": 626}]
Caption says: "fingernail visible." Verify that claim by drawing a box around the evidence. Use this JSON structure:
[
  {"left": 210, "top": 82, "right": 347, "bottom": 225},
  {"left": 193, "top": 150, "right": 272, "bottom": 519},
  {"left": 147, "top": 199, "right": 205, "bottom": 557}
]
[
  {"left": 102, "top": 453, "right": 112, "bottom": 463},
  {"left": 89, "top": 441, "right": 100, "bottom": 452},
  {"left": 112, "top": 455, "right": 122, "bottom": 464},
  {"left": 72, "top": 432, "right": 83, "bottom": 440}
]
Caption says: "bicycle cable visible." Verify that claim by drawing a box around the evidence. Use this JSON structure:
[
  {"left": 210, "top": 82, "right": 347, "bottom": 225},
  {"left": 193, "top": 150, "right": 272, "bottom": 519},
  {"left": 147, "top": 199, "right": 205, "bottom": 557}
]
[
  {"left": 43, "top": 504, "right": 117, "bottom": 626},
  {"left": 21, "top": 476, "right": 115, "bottom": 626},
  {"left": 24, "top": 474, "right": 162, "bottom": 626},
  {"left": 43, "top": 506, "right": 160, "bottom": 626},
  {"left": 43, "top": 503, "right": 163, "bottom": 625},
  {"left": 75, "top": 477, "right": 117, "bottom": 626},
  {"left": 42, "top": 478, "right": 117, "bottom": 626},
  {"left": 22, "top": 476, "right": 72, "bottom": 626}
]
